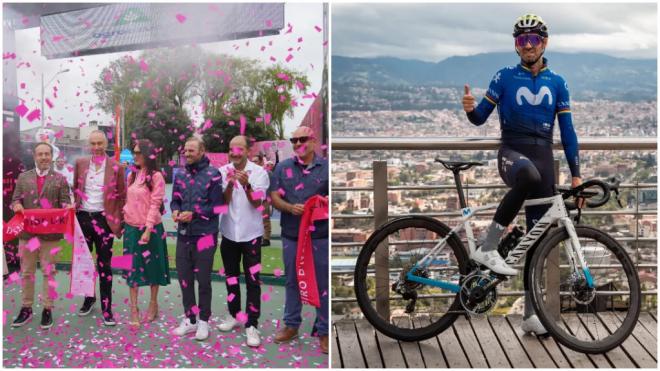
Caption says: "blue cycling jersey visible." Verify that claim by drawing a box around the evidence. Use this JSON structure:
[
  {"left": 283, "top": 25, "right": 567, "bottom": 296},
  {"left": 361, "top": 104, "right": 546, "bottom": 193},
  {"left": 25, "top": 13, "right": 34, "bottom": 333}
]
[{"left": 467, "top": 58, "right": 580, "bottom": 177}]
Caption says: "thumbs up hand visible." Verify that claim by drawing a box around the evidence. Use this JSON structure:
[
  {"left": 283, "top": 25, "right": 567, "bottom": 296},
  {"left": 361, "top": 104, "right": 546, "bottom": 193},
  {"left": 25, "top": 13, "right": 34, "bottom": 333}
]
[{"left": 462, "top": 84, "right": 475, "bottom": 113}]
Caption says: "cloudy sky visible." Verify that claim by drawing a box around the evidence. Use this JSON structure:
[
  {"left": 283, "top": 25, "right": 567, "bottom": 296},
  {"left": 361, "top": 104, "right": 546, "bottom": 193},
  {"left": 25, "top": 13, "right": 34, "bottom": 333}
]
[
  {"left": 10, "top": 3, "right": 326, "bottom": 134},
  {"left": 332, "top": 3, "right": 657, "bottom": 61}
]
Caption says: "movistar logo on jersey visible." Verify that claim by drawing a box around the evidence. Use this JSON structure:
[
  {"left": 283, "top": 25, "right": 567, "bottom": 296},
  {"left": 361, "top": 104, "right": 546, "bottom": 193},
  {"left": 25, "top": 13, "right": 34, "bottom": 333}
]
[
  {"left": 462, "top": 207, "right": 471, "bottom": 217},
  {"left": 516, "top": 86, "right": 553, "bottom": 106}
]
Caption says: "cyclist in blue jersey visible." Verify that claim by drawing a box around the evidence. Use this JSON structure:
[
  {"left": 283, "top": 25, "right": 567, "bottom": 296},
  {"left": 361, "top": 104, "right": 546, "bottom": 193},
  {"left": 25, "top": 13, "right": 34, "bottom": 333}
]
[{"left": 462, "top": 14, "right": 582, "bottom": 335}]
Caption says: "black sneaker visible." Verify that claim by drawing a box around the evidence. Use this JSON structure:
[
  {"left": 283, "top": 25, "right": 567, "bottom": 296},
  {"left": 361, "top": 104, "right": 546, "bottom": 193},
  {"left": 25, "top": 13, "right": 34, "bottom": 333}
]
[
  {"left": 41, "top": 308, "right": 53, "bottom": 329},
  {"left": 11, "top": 307, "right": 32, "bottom": 328},
  {"left": 78, "top": 297, "right": 96, "bottom": 316},
  {"left": 262, "top": 239, "right": 271, "bottom": 247},
  {"left": 103, "top": 311, "right": 117, "bottom": 326}
]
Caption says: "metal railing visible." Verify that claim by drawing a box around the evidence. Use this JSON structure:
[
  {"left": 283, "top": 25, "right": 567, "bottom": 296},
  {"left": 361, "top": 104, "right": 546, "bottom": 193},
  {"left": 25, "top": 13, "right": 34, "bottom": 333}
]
[{"left": 331, "top": 137, "right": 658, "bottom": 311}]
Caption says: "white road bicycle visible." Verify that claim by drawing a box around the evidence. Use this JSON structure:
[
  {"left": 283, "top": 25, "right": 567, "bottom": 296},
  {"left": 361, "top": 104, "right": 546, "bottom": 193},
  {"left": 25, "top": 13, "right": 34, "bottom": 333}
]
[{"left": 354, "top": 159, "right": 641, "bottom": 354}]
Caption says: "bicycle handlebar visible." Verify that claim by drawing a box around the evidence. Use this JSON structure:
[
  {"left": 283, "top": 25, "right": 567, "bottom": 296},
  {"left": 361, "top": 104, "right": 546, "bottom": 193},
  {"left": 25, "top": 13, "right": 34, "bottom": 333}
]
[{"left": 560, "top": 178, "right": 622, "bottom": 210}]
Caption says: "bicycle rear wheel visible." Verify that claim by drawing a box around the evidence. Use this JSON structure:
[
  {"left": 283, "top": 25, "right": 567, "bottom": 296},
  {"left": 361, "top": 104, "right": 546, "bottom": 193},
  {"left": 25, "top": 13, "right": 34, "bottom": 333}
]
[
  {"left": 354, "top": 216, "right": 470, "bottom": 341},
  {"left": 529, "top": 226, "right": 641, "bottom": 354}
]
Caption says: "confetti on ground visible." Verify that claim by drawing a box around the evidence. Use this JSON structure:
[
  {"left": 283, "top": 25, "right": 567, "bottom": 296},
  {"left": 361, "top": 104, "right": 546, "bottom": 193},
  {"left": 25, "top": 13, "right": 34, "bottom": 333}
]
[{"left": 3, "top": 272, "right": 328, "bottom": 368}]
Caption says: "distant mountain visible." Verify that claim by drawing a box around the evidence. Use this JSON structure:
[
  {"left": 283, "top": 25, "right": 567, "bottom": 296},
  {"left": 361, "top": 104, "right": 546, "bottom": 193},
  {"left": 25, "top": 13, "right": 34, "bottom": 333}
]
[{"left": 332, "top": 52, "right": 656, "bottom": 102}]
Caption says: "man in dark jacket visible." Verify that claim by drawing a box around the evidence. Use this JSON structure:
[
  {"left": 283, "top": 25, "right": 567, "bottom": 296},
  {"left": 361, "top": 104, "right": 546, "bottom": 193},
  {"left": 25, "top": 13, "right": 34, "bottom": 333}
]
[{"left": 170, "top": 137, "right": 223, "bottom": 341}]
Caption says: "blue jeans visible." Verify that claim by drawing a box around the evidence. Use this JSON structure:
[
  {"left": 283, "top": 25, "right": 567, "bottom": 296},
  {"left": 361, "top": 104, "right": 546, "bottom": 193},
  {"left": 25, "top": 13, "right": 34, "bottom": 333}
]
[{"left": 282, "top": 237, "right": 328, "bottom": 336}]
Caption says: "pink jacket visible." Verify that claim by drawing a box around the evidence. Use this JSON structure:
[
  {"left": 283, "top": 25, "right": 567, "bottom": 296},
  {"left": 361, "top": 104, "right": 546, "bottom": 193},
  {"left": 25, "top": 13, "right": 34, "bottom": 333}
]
[{"left": 123, "top": 170, "right": 165, "bottom": 229}]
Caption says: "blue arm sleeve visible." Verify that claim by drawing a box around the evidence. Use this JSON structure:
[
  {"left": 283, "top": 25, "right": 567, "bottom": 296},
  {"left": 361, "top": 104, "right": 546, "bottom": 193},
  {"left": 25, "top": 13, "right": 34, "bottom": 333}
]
[
  {"left": 558, "top": 113, "right": 580, "bottom": 178},
  {"left": 466, "top": 69, "right": 503, "bottom": 126},
  {"left": 556, "top": 77, "right": 580, "bottom": 178}
]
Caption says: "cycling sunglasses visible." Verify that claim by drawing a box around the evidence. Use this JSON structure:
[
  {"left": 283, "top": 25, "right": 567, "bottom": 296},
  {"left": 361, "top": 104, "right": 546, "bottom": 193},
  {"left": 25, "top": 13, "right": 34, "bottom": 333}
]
[
  {"left": 290, "top": 136, "right": 311, "bottom": 144},
  {"left": 515, "top": 34, "right": 544, "bottom": 48}
]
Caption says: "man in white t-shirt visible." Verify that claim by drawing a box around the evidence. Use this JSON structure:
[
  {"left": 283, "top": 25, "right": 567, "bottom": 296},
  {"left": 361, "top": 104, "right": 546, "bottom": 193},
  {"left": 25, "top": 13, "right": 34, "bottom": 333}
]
[{"left": 217, "top": 136, "right": 269, "bottom": 347}]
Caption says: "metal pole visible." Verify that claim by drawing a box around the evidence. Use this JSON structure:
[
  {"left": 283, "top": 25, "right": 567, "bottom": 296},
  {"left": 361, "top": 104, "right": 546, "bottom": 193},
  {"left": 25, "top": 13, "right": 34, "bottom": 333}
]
[{"left": 373, "top": 160, "right": 390, "bottom": 319}]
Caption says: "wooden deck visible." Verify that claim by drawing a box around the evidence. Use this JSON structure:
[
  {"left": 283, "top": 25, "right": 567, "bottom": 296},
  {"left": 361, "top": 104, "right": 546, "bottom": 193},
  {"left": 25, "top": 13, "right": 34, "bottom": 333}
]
[{"left": 332, "top": 313, "right": 657, "bottom": 368}]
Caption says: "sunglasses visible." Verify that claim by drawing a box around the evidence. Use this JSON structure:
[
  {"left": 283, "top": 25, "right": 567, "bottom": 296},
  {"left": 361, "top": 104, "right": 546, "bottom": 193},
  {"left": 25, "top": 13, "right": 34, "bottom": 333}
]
[
  {"left": 289, "top": 136, "right": 311, "bottom": 144},
  {"left": 515, "top": 34, "right": 544, "bottom": 48}
]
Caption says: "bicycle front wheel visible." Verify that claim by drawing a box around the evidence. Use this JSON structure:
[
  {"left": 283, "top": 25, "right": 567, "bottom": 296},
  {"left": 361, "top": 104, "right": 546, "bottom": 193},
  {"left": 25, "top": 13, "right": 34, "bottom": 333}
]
[
  {"left": 354, "top": 216, "right": 470, "bottom": 341},
  {"left": 529, "top": 225, "right": 641, "bottom": 354}
]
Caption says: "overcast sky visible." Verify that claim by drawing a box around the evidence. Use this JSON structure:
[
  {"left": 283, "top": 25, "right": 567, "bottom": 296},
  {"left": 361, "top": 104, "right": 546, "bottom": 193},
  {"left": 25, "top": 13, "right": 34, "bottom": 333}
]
[
  {"left": 332, "top": 3, "right": 657, "bottom": 62},
  {"left": 11, "top": 3, "right": 325, "bottom": 135}
]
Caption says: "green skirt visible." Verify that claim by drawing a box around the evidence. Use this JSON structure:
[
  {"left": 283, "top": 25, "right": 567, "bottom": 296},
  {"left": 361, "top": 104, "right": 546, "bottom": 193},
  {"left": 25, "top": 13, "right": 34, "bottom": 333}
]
[{"left": 123, "top": 223, "right": 171, "bottom": 287}]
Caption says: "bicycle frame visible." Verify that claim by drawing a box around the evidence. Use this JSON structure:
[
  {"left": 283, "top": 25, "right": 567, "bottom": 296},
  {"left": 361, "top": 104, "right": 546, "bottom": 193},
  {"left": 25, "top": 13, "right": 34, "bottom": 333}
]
[{"left": 405, "top": 194, "right": 595, "bottom": 292}]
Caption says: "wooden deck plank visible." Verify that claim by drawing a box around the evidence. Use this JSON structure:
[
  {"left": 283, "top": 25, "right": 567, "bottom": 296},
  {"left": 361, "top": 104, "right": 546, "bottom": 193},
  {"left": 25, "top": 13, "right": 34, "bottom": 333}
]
[
  {"left": 613, "top": 312, "right": 657, "bottom": 360},
  {"left": 489, "top": 315, "right": 534, "bottom": 368},
  {"left": 395, "top": 316, "right": 426, "bottom": 368},
  {"left": 470, "top": 315, "right": 510, "bottom": 368},
  {"left": 335, "top": 321, "right": 367, "bottom": 368},
  {"left": 561, "top": 315, "right": 608, "bottom": 368},
  {"left": 436, "top": 320, "right": 470, "bottom": 368},
  {"left": 332, "top": 314, "right": 654, "bottom": 368},
  {"left": 375, "top": 328, "right": 407, "bottom": 368},
  {"left": 332, "top": 324, "right": 342, "bottom": 368},
  {"left": 577, "top": 314, "right": 635, "bottom": 368},
  {"left": 413, "top": 317, "right": 448, "bottom": 368},
  {"left": 599, "top": 313, "right": 656, "bottom": 368},
  {"left": 537, "top": 336, "right": 574, "bottom": 368},
  {"left": 507, "top": 315, "right": 558, "bottom": 368},
  {"left": 355, "top": 320, "right": 384, "bottom": 368},
  {"left": 636, "top": 312, "right": 658, "bottom": 339},
  {"left": 453, "top": 316, "right": 488, "bottom": 368}
]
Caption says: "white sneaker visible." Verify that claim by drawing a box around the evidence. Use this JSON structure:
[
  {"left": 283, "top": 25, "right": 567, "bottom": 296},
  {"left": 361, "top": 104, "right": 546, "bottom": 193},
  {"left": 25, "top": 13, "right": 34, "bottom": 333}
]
[
  {"left": 172, "top": 318, "right": 198, "bottom": 336},
  {"left": 217, "top": 314, "right": 239, "bottom": 332},
  {"left": 522, "top": 314, "right": 548, "bottom": 335},
  {"left": 196, "top": 320, "right": 210, "bottom": 341},
  {"left": 471, "top": 248, "right": 518, "bottom": 276},
  {"left": 246, "top": 326, "right": 261, "bottom": 347}
]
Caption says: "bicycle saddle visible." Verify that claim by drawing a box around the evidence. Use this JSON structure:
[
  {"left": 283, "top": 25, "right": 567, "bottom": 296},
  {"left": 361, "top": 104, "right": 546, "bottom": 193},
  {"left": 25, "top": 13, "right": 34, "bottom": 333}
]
[{"left": 434, "top": 158, "right": 484, "bottom": 172}]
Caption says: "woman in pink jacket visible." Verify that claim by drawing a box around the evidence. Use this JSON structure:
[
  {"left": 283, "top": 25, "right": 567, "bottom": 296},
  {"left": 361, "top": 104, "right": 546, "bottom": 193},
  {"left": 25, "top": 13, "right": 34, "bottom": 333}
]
[{"left": 122, "top": 139, "right": 171, "bottom": 328}]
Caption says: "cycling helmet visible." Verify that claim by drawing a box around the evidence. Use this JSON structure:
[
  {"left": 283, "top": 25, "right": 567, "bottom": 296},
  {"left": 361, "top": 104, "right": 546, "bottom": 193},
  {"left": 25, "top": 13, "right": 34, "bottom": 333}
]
[{"left": 513, "top": 14, "right": 549, "bottom": 37}]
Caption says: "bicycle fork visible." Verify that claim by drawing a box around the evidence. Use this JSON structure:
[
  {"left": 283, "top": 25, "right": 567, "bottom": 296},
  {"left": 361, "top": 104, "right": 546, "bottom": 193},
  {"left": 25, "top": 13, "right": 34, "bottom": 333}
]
[{"left": 559, "top": 218, "right": 594, "bottom": 288}]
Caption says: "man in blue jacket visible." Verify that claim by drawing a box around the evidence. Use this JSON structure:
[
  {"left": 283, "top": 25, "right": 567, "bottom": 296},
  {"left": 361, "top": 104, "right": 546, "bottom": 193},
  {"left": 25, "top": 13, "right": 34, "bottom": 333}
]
[{"left": 170, "top": 137, "right": 223, "bottom": 341}]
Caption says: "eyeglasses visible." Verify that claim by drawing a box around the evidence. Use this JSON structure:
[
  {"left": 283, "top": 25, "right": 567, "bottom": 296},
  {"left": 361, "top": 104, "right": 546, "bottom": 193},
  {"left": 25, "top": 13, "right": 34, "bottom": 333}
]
[
  {"left": 515, "top": 34, "right": 544, "bottom": 48},
  {"left": 289, "top": 136, "right": 311, "bottom": 144}
]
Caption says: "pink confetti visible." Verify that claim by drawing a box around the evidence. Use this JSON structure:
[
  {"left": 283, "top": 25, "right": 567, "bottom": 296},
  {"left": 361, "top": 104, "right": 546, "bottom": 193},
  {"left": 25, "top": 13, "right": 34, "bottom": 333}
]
[
  {"left": 227, "top": 293, "right": 236, "bottom": 302},
  {"left": 273, "top": 268, "right": 283, "bottom": 277},
  {"left": 50, "top": 247, "right": 61, "bottom": 255},
  {"left": 52, "top": 35, "right": 64, "bottom": 42},
  {"left": 7, "top": 272, "right": 20, "bottom": 284},
  {"left": 213, "top": 205, "right": 228, "bottom": 215},
  {"left": 26, "top": 109, "right": 41, "bottom": 122},
  {"left": 264, "top": 113, "right": 271, "bottom": 125},
  {"left": 15, "top": 103, "right": 28, "bottom": 117},
  {"left": 191, "top": 305, "right": 200, "bottom": 315},
  {"left": 110, "top": 254, "right": 132, "bottom": 270},
  {"left": 265, "top": 19, "right": 273, "bottom": 27},
  {"left": 103, "top": 70, "right": 112, "bottom": 83},
  {"left": 26, "top": 237, "right": 41, "bottom": 252},
  {"left": 39, "top": 198, "right": 52, "bottom": 209},
  {"left": 142, "top": 250, "right": 151, "bottom": 258},
  {"left": 148, "top": 112, "right": 156, "bottom": 118},
  {"left": 314, "top": 25, "right": 322, "bottom": 32},
  {"left": 276, "top": 72, "right": 290, "bottom": 81},
  {"left": 285, "top": 168, "right": 293, "bottom": 178},
  {"left": 261, "top": 292, "right": 271, "bottom": 302},
  {"left": 285, "top": 54, "right": 294, "bottom": 63},
  {"left": 197, "top": 234, "right": 215, "bottom": 251},
  {"left": 249, "top": 264, "right": 261, "bottom": 275},
  {"left": 236, "top": 311, "right": 248, "bottom": 324},
  {"left": 54, "top": 129, "right": 64, "bottom": 139},
  {"left": 250, "top": 190, "right": 265, "bottom": 201},
  {"left": 226, "top": 276, "right": 238, "bottom": 285},
  {"left": 175, "top": 14, "right": 187, "bottom": 23}
]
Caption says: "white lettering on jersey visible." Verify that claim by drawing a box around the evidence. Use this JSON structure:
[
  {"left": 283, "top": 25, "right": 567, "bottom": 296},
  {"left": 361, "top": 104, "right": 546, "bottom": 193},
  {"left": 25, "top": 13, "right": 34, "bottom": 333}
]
[{"left": 516, "top": 86, "right": 553, "bottom": 106}]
